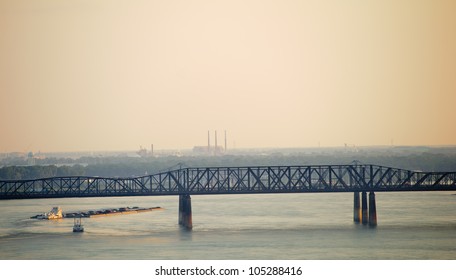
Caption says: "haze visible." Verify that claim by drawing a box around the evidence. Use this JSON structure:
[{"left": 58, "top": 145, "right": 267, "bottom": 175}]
[{"left": 1, "top": 0, "right": 455, "bottom": 153}]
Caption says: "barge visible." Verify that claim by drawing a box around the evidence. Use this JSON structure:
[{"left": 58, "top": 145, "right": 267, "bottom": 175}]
[{"left": 31, "top": 206, "right": 162, "bottom": 219}]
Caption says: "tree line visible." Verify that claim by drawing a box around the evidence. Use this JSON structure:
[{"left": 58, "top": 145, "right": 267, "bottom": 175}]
[{"left": 1, "top": 151, "right": 456, "bottom": 180}]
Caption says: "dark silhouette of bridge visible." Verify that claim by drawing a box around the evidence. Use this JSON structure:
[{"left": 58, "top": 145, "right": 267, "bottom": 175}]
[{"left": 1, "top": 164, "right": 455, "bottom": 228}]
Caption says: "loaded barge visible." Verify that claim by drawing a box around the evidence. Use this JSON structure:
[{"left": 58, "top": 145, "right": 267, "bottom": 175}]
[{"left": 31, "top": 206, "right": 162, "bottom": 219}]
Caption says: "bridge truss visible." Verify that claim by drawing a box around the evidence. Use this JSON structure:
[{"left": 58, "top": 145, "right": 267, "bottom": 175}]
[{"left": 1, "top": 164, "right": 456, "bottom": 199}]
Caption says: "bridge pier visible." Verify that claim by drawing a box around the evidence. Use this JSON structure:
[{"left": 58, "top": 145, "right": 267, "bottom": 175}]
[
  {"left": 353, "top": 192, "right": 361, "bottom": 223},
  {"left": 178, "top": 194, "right": 193, "bottom": 229},
  {"left": 178, "top": 195, "right": 183, "bottom": 225},
  {"left": 361, "top": 191, "right": 368, "bottom": 225},
  {"left": 369, "top": 192, "right": 377, "bottom": 227},
  {"left": 354, "top": 191, "right": 378, "bottom": 227}
]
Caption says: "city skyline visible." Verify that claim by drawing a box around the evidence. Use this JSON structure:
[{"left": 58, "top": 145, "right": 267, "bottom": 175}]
[{"left": 1, "top": 0, "right": 455, "bottom": 153}]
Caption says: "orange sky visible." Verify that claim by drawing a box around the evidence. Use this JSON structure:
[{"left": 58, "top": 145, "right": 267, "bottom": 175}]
[{"left": 1, "top": 0, "right": 455, "bottom": 152}]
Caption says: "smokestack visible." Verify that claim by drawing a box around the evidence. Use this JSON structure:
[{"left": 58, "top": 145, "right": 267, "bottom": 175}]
[
  {"left": 207, "top": 130, "right": 210, "bottom": 152},
  {"left": 151, "top": 144, "right": 154, "bottom": 156},
  {"left": 224, "top": 130, "right": 227, "bottom": 152},
  {"left": 215, "top": 131, "right": 218, "bottom": 155}
]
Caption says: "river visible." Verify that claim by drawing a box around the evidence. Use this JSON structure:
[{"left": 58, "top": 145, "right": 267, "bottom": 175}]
[{"left": 0, "top": 191, "right": 455, "bottom": 259}]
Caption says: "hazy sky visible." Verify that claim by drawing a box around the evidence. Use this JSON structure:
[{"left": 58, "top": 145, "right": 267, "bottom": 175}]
[{"left": 1, "top": 0, "right": 455, "bottom": 152}]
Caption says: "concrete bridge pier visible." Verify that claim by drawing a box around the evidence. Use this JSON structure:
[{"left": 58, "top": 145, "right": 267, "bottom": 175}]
[
  {"left": 178, "top": 195, "right": 183, "bottom": 225},
  {"left": 361, "top": 191, "right": 368, "bottom": 225},
  {"left": 353, "top": 192, "right": 361, "bottom": 223},
  {"left": 368, "top": 192, "right": 377, "bottom": 227},
  {"left": 178, "top": 194, "right": 193, "bottom": 229}
]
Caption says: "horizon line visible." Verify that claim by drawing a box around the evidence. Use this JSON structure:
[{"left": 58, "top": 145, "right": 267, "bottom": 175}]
[{"left": 2, "top": 144, "right": 456, "bottom": 155}]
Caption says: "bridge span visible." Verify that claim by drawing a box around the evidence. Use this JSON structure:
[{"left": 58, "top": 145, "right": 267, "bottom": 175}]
[{"left": 1, "top": 164, "right": 455, "bottom": 228}]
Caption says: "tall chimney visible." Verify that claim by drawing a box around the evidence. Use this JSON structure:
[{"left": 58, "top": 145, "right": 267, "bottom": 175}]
[
  {"left": 207, "top": 130, "right": 210, "bottom": 153},
  {"left": 215, "top": 131, "right": 218, "bottom": 155},
  {"left": 224, "top": 130, "right": 227, "bottom": 152}
]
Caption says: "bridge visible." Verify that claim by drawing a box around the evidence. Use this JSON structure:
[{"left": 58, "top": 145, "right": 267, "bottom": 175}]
[{"left": 1, "top": 164, "right": 455, "bottom": 229}]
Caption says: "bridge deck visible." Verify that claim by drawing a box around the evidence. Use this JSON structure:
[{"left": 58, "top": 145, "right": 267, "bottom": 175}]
[{"left": 1, "top": 164, "right": 456, "bottom": 199}]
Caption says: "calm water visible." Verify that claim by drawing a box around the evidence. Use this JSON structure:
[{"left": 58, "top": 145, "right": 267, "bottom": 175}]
[{"left": 0, "top": 192, "right": 455, "bottom": 259}]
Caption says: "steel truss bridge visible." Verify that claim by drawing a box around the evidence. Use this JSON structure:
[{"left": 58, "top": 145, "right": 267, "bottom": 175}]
[{"left": 1, "top": 164, "right": 456, "bottom": 200}]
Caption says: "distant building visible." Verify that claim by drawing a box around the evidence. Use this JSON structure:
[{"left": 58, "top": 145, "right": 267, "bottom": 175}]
[
  {"left": 137, "top": 145, "right": 154, "bottom": 157},
  {"left": 192, "top": 130, "right": 227, "bottom": 156},
  {"left": 192, "top": 146, "right": 224, "bottom": 156}
]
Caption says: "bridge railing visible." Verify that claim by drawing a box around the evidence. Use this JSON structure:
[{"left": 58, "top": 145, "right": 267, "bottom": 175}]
[{"left": 1, "top": 165, "right": 455, "bottom": 199}]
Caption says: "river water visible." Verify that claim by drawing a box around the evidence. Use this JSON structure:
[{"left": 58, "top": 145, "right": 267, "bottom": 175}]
[{"left": 0, "top": 191, "right": 455, "bottom": 260}]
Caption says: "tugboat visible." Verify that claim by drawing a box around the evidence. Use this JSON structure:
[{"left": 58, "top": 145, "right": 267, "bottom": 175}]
[
  {"left": 45, "top": 207, "right": 63, "bottom": 219},
  {"left": 73, "top": 216, "right": 84, "bottom": 232},
  {"left": 30, "top": 206, "right": 64, "bottom": 220}
]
